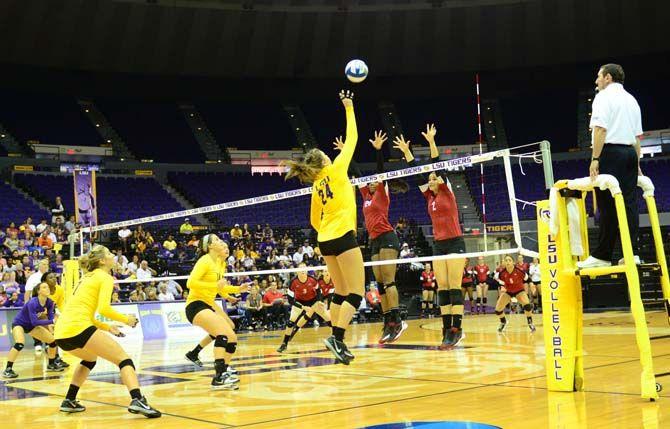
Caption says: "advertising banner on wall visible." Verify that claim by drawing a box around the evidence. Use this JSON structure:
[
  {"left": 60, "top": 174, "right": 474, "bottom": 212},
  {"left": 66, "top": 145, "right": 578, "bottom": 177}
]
[{"left": 73, "top": 169, "right": 98, "bottom": 228}]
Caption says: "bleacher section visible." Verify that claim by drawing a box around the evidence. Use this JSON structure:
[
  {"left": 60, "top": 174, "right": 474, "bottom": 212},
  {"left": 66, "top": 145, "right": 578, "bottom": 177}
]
[
  {"left": 14, "top": 174, "right": 186, "bottom": 225},
  {"left": 0, "top": 182, "right": 49, "bottom": 225}
]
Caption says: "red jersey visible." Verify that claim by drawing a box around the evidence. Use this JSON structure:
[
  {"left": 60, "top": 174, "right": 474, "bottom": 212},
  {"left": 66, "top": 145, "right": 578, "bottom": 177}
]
[
  {"left": 423, "top": 182, "right": 462, "bottom": 241},
  {"left": 318, "top": 278, "right": 335, "bottom": 297},
  {"left": 515, "top": 262, "right": 529, "bottom": 274},
  {"left": 462, "top": 267, "right": 474, "bottom": 284},
  {"left": 498, "top": 267, "right": 528, "bottom": 294},
  {"left": 290, "top": 276, "right": 318, "bottom": 302},
  {"left": 420, "top": 271, "right": 435, "bottom": 289},
  {"left": 474, "top": 264, "right": 490, "bottom": 283},
  {"left": 360, "top": 184, "right": 394, "bottom": 240},
  {"left": 263, "top": 289, "right": 284, "bottom": 305}
]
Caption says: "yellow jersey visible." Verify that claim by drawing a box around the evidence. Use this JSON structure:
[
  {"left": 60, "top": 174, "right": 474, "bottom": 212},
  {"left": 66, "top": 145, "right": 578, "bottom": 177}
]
[
  {"left": 51, "top": 284, "right": 65, "bottom": 311},
  {"left": 310, "top": 105, "right": 358, "bottom": 241},
  {"left": 186, "top": 254, "right": 240, "bottom": 307},
  {"left": 54, "top": 269, "right": 128, "bottom": 339}
]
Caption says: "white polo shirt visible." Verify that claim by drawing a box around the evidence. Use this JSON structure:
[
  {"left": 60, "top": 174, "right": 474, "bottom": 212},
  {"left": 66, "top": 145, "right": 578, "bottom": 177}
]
[{"left": 590, "top": 83, "right": 642, "bottom": 145}]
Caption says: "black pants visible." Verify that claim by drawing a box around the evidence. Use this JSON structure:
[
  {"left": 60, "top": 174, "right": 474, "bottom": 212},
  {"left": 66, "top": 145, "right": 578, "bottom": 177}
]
[{"left": 592, "top": 144, "right": 639, "bottom": 261}]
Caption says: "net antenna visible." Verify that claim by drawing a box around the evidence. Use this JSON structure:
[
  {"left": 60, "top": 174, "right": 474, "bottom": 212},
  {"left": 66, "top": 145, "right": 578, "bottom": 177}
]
[{"left": 475, "top": 74, "right": 488, "bottom": 251}]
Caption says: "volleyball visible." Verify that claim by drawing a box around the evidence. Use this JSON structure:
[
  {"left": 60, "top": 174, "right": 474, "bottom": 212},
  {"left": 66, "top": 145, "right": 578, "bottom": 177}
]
[{"left": 345, "top": 59, "right": 368, "bottom": 83}]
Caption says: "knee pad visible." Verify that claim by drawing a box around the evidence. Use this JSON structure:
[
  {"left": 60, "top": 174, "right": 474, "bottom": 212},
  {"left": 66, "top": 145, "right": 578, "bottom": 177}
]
[
  {"left": 437, "top": 290, "right": 451, "bottom": 306},
  {"left": 286, "top": 320, "right": 295, "bottom": 329},
  {"left": 385, "top": 282, "right": 396, "bottom": 290},
  {"left": 377, "top": 283, "right": 386, "bottom": 295},
  {"left": 292, "top": 300, "right": 303, "bottom": 309},
  {"left": 495, "top": 310, "right": 504, "bottom": 316},
  {"left": 48, "top": 342, "right": 57, "bottom": 348},
  {"left": 332, "top": 294, "right": 346, "bottom": 306},
  {"left": 345, "top": 293, "right": 363, "bottom": 309},
  {"left": 523, "top": 303, "right": 533, "bottom": 312},
  {"left": 12, "top": 343, "right": 24, "bottom": 351},
  {"left": 225, "top": 342, "right": 237, "bottom": 354},
  {"left": 214, "top": 335, "right": 229, "bottom": 348},
  {"left": 209, "top": 335, "right": 216, "bottom": 340},
  {"left": 118, "top": 358, "right": 135, "bottom": 370},
  {"left": 449, "top": 289, "right": 464, "bottom": 306},
  {"left": 81, "top": 360, "right": 97, "bottom": 370}
]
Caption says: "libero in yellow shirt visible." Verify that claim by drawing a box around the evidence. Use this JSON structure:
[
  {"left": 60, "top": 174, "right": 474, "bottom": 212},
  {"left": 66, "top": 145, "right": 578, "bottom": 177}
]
[
  {"left": 186, "top": 254, "right": 240, "bottom": 307},
  {"left": 55, "top": 269, "right": 128, "bottom": 339},
  {"left": 310, "top": 105, "right": 358, "bottom": 242}
]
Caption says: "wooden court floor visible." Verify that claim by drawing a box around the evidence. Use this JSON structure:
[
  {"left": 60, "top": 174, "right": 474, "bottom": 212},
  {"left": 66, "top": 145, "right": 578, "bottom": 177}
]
[{"left": 2, "top": 310, "right": 670, "bottom": 429}]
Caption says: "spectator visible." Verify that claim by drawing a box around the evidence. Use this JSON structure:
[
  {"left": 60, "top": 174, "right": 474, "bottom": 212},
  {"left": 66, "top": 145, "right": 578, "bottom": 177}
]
[
  {"left": 254, "top": 224, "right": 264, "bottom": 241},
  {"left": 242, "top": 252, "right": 255, "bottom": 270},
  {"left": 51, "top": 196, "right": 65, "bottom": 224},
  {"left": 0, "top": 286, "right": 6, "bottom": 306},
  {"left": 51, "top": 254, "right": 64, "bottom": 275},
  {"left": 35, "top": 219, "right": 49, "bottom": 235},
  {"left": 6, "top": 222, "right": 18, "bottom": 236},
  {"left": 245, "top": 285, "right": 265, "bottom": 329},
  {"left": 281, "top": 233, "right": 293, "bottom": 249},
  {"left": 146, "top": 287, "right": 159, "bottom": 301},
  {"left": 292, "top": 246, "right": 304, "bottom": 265},
  {"left": 111, "top": 291, "right": 122, "bottom": 304},
  {"left": 242, "top": 223, "right": 252, "bottom": 239},
  {"left": 20, "top": 217, "right": 36, "bottom": 234},
  {"left": 267, "top": 249, "right": 280, "bottom": 267},
  {"left": 263, "top": 223, "right": 273, "bottom": 239},
  {"left": 163, "top": 234, "right": 177, "bottom": 252},
  {"left": 127, "top": 255, "right": 140, "bottom": 274},
  {"left": 37, "top": 232, "right": 53, "bottom": 250},
  {"left": 303, "top": 241, "right": 314, "bottom": 258},
  {"left": 3, "top": 231, "right": 19, "bottom": 253},
  {"left": 118, "top": 226, "right": 132, "bottom": 252},
  {"left": 366, "top": 284, "right": 382, "bottom": 314},
  {"left": 25, "top": 259, "right": 49, "bottom": 303},
  {"left": 179, "top": 218, "right": 194, "bottom": 235},
  {"left": 64, "top": 215, "right": 76, "bottom": 233},
  {"left": 165, "top": 279, "right": 183, "bottom": 299},
  {"left": 230, "top": 224, "right": 243, "bottom": 240},
  {"left": 1, "top": 272, "right": 19, "bottom": 295},
  {"left": 157, "top": 283, "right": 175, "bottom": 301},
  {"left": 278, "top": 249, "right": 291, "bottom": 265},
  {"left": 3, "top": 291, "right": 23, "bottom": 308},
  {"left": 187, "top": 235, "right": 198, "bottom": 247},
  {"left": 132, "top": 284, "right": 147, "bottom": 301},
  {"left": 45, "top": 227, "right": 57, "bottom": 245},
  {"left": 115, "top": 250, "right": 129, "bottom": 269},
  {"left": 263, "top": 280, "right": 288, "bottom": 328},
  {"left": 136, "top": 260, "right": 156, "bottom": 280},
  {"left": 128, "top": 290, "right": 141, "bottom": 302},
  {"left": 400, "top": 242, "right": 413, "bottom": 258}
]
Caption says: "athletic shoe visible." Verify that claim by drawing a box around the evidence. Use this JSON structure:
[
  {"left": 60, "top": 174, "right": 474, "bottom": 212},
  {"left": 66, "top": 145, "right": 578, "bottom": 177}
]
[
  {"left": 34, "top": 345, "right": 43, "bottom": 354},
  {"left": 323, "top": 335, "right": 349, "bottom": 365},
  {"left": 128, "top": 396, "right": 162, "bottom": 418},
  {"left": 47, "top": 363, "right": 65, "bottom": 372},
  {"left": 497, "top": 322, "right": 507, "bottom": 333},
  {"left": 528, "top": 323, "right": 537, "bottom": 333},
  {"left": 277, "top": 343, "right": 288, "bottom": 353},
  {"left": 387, "top": 320, "right": 408, "bottom": 344},
  {"left": 2, "top": 368, "right": 18, "bottom": 378},
  {"left": 576, "top": 256, "right": 611, "bottom": 269},
  {"left": 211, "top": 372, "right": 240, "bottom": 390},
  {"left": 439, "top": 327, "right": 464, "bottom": 350},
  {"left": 59, "top": 399, "right": 85, "bottom": 413},
  {"left": 55, "top": 357, "right": 70, "bottom": 368},
  {"left": 342, "top": 343, "right": 355, "bottom": 361},
  {"left": 227, "top": 366, "right": 238, "bottom": 375},
  {"left": 185, "top": 351, "right": 203, "bottom": 367},
  {"left": 618, "top": 255, "right": 641, "bottom": 265},
  {"left": 378, "top": 323, "right": 392, "bottom": 344}
]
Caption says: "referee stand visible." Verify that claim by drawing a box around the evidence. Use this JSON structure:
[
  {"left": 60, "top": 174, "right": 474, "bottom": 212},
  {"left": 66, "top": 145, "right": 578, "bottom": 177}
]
[{"left": 537, "top": 174, "right": 669, "bottom": 401}]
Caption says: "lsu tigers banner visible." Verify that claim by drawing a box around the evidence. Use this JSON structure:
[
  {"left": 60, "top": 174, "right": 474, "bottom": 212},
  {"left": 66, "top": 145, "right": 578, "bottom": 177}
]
[{"left": 73, "top": 169, "right": 98, "bottom": 229}]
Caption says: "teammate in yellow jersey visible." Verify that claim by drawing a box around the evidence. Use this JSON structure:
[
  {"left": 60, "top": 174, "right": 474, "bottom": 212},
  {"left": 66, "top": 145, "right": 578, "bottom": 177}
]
[
  {"left": 54, "top": 245, "right": 161, "bottom": 418},
  {"left": 282, "top": 90, "right": 364, "bottom": 365},
  {"left": 42, "top": 271, "right": 70, "bottom": 368},
  {"left": 185, "top": 233, "right": 250, "bottom": 389}
]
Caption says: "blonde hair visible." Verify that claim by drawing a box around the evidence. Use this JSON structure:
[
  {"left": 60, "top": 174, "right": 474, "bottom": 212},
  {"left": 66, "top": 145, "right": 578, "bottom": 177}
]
[
  {"left": 282, "top": 149, "right": 326, "bottom": 184},
  {"left": 79, "top": 245, "right": 109, "bottom": 273}
]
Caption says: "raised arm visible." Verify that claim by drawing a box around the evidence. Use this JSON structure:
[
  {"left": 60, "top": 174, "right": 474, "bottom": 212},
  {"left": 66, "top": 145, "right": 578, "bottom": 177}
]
[
  {"left": 370, "top": 130, "right": 388, "bottom": 174},
  {"left": 421, "top": 123, "right": 447, "bottom": 183},
  {"left": 332, "top": 90, "right": 358, "bottom": 172}
]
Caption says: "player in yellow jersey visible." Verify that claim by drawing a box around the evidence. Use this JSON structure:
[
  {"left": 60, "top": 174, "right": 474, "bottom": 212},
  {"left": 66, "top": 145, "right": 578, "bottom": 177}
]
[
  {"left": 42, "top": 271, "right": 70, "bottom": 368},
  {"left": 54, "top": 245, "right": 161, "bottom": 418},
  {"left": 185, "top": 233, "right": 249, "bottom": 389},
  {"left": 283, "top": 90, "right": 363, "bottom": 365}
]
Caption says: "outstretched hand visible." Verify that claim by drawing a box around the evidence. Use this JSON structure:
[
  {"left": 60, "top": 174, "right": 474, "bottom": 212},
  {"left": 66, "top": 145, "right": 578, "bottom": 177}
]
[
  {"left": 339, "top": 90, "right": 354, "bottom": 108},
  {"left": 369, "top": 130, "right": 387, "bottom": 150},
  {"left": 421, "top": 123, "right": 437, "bottom": 142},
  {"left": 333, "top": 136, "right": 344, "bottom": 151},
  {"left": 393, "top": 135, "right": 411, "bottom": 153}
]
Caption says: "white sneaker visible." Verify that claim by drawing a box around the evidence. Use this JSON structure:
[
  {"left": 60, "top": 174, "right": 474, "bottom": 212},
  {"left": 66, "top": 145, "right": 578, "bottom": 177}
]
[
  {"left": 576, "top": 256, "right": 612, "bottom": 269},
  {"left": 618, "top": 255, "right": 641, "bottom": 265},
  {"left": 34, "top": 345, "right": 43, "bottom": 354}
]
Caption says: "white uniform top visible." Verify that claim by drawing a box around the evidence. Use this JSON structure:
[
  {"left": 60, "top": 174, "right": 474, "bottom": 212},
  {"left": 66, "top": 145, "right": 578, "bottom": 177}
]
[
  {"left": 529, "top": 264, "right": 541, "bottom": 283},
  {"left": 590, "top": 83, "right": 642, "bottom": 145}
]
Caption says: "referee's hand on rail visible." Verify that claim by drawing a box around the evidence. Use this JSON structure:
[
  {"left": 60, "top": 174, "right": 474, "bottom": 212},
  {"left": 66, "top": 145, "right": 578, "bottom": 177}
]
[{"left": 589, "top": 159, "right": 599, "bottom": 181}]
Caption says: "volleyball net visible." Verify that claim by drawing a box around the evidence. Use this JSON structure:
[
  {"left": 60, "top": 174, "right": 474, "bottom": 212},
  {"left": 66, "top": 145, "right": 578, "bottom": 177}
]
[{"left": 80, "top": 140, "right": 554, "bottom": 283}]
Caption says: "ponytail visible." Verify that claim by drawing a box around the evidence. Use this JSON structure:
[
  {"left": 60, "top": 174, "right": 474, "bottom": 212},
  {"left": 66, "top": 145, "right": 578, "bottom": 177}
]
[{"left": 281, "top": 149, "right": 326, "bottom": 184}]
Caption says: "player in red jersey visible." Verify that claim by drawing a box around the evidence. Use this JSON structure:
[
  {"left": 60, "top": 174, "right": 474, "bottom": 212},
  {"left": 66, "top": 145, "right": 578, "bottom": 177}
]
[
  {"left": 394, "top": 124, "right": 466, "bottom": 349},
  {"left": 335, "top": 130, "right": 408, "bottom": 344},
  {"left": 277, "top": 263, "right": 330, "bottom": 352},
  {"left": 420, "top": 263, "right": 436, "bottom": 317},
  {"left": 516, "top": 254, "right": 531, "bottom": 297},
  {"left": 318, "top": 269, "right": 335, "bottom": 308},
  {"left": 461, "top": 259, "right": 476, "bottom": 314},
  {"left": 494, "top": 255, "right": 536, "bottom": 333},
  {"left": 473, "top": 256, "right": 491, "bottom": 314}
]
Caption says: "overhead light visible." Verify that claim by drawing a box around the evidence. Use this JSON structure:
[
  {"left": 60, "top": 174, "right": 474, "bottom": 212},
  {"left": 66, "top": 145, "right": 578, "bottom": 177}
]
[
  {"left": 0, "top": 134, "right": 5, "bottom": 138},
  {"left": 290, "top": 114, "right": 294, "bottom": 118},
  {"left": 492, "top": 135, "right": 496, "bottom": 138},
  {"left": 120, "top": 158, "right": 125, "bottom": 161},
  {"left": 217, "top": 159, "right": 222, "bottom": 163},
  {"left": 197, "top": 127, "right": 201, "bottom": 131},
  {"left": 190, "top": 113, "right": 194, "bottom": 117},
  {"left": 587, "top": 98, "right": 592, "bottom": 101},
  {"left": 106, "top": 139, "right": 111, "bottom": 143},
  {"left": 96, "top": 124, "right": 100, "bottom": 127},
  {"left": 296, "top": 128, "right": 300, "bottom": 131},
  {"left": 85, "top": 109, "right": 89, "bottom": 113}
]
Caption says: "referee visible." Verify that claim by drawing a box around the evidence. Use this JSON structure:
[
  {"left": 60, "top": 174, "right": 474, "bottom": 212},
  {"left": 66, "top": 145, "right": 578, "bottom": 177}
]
[{"left": 578, "top": 64, "right": 643, "bottom": 269}]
